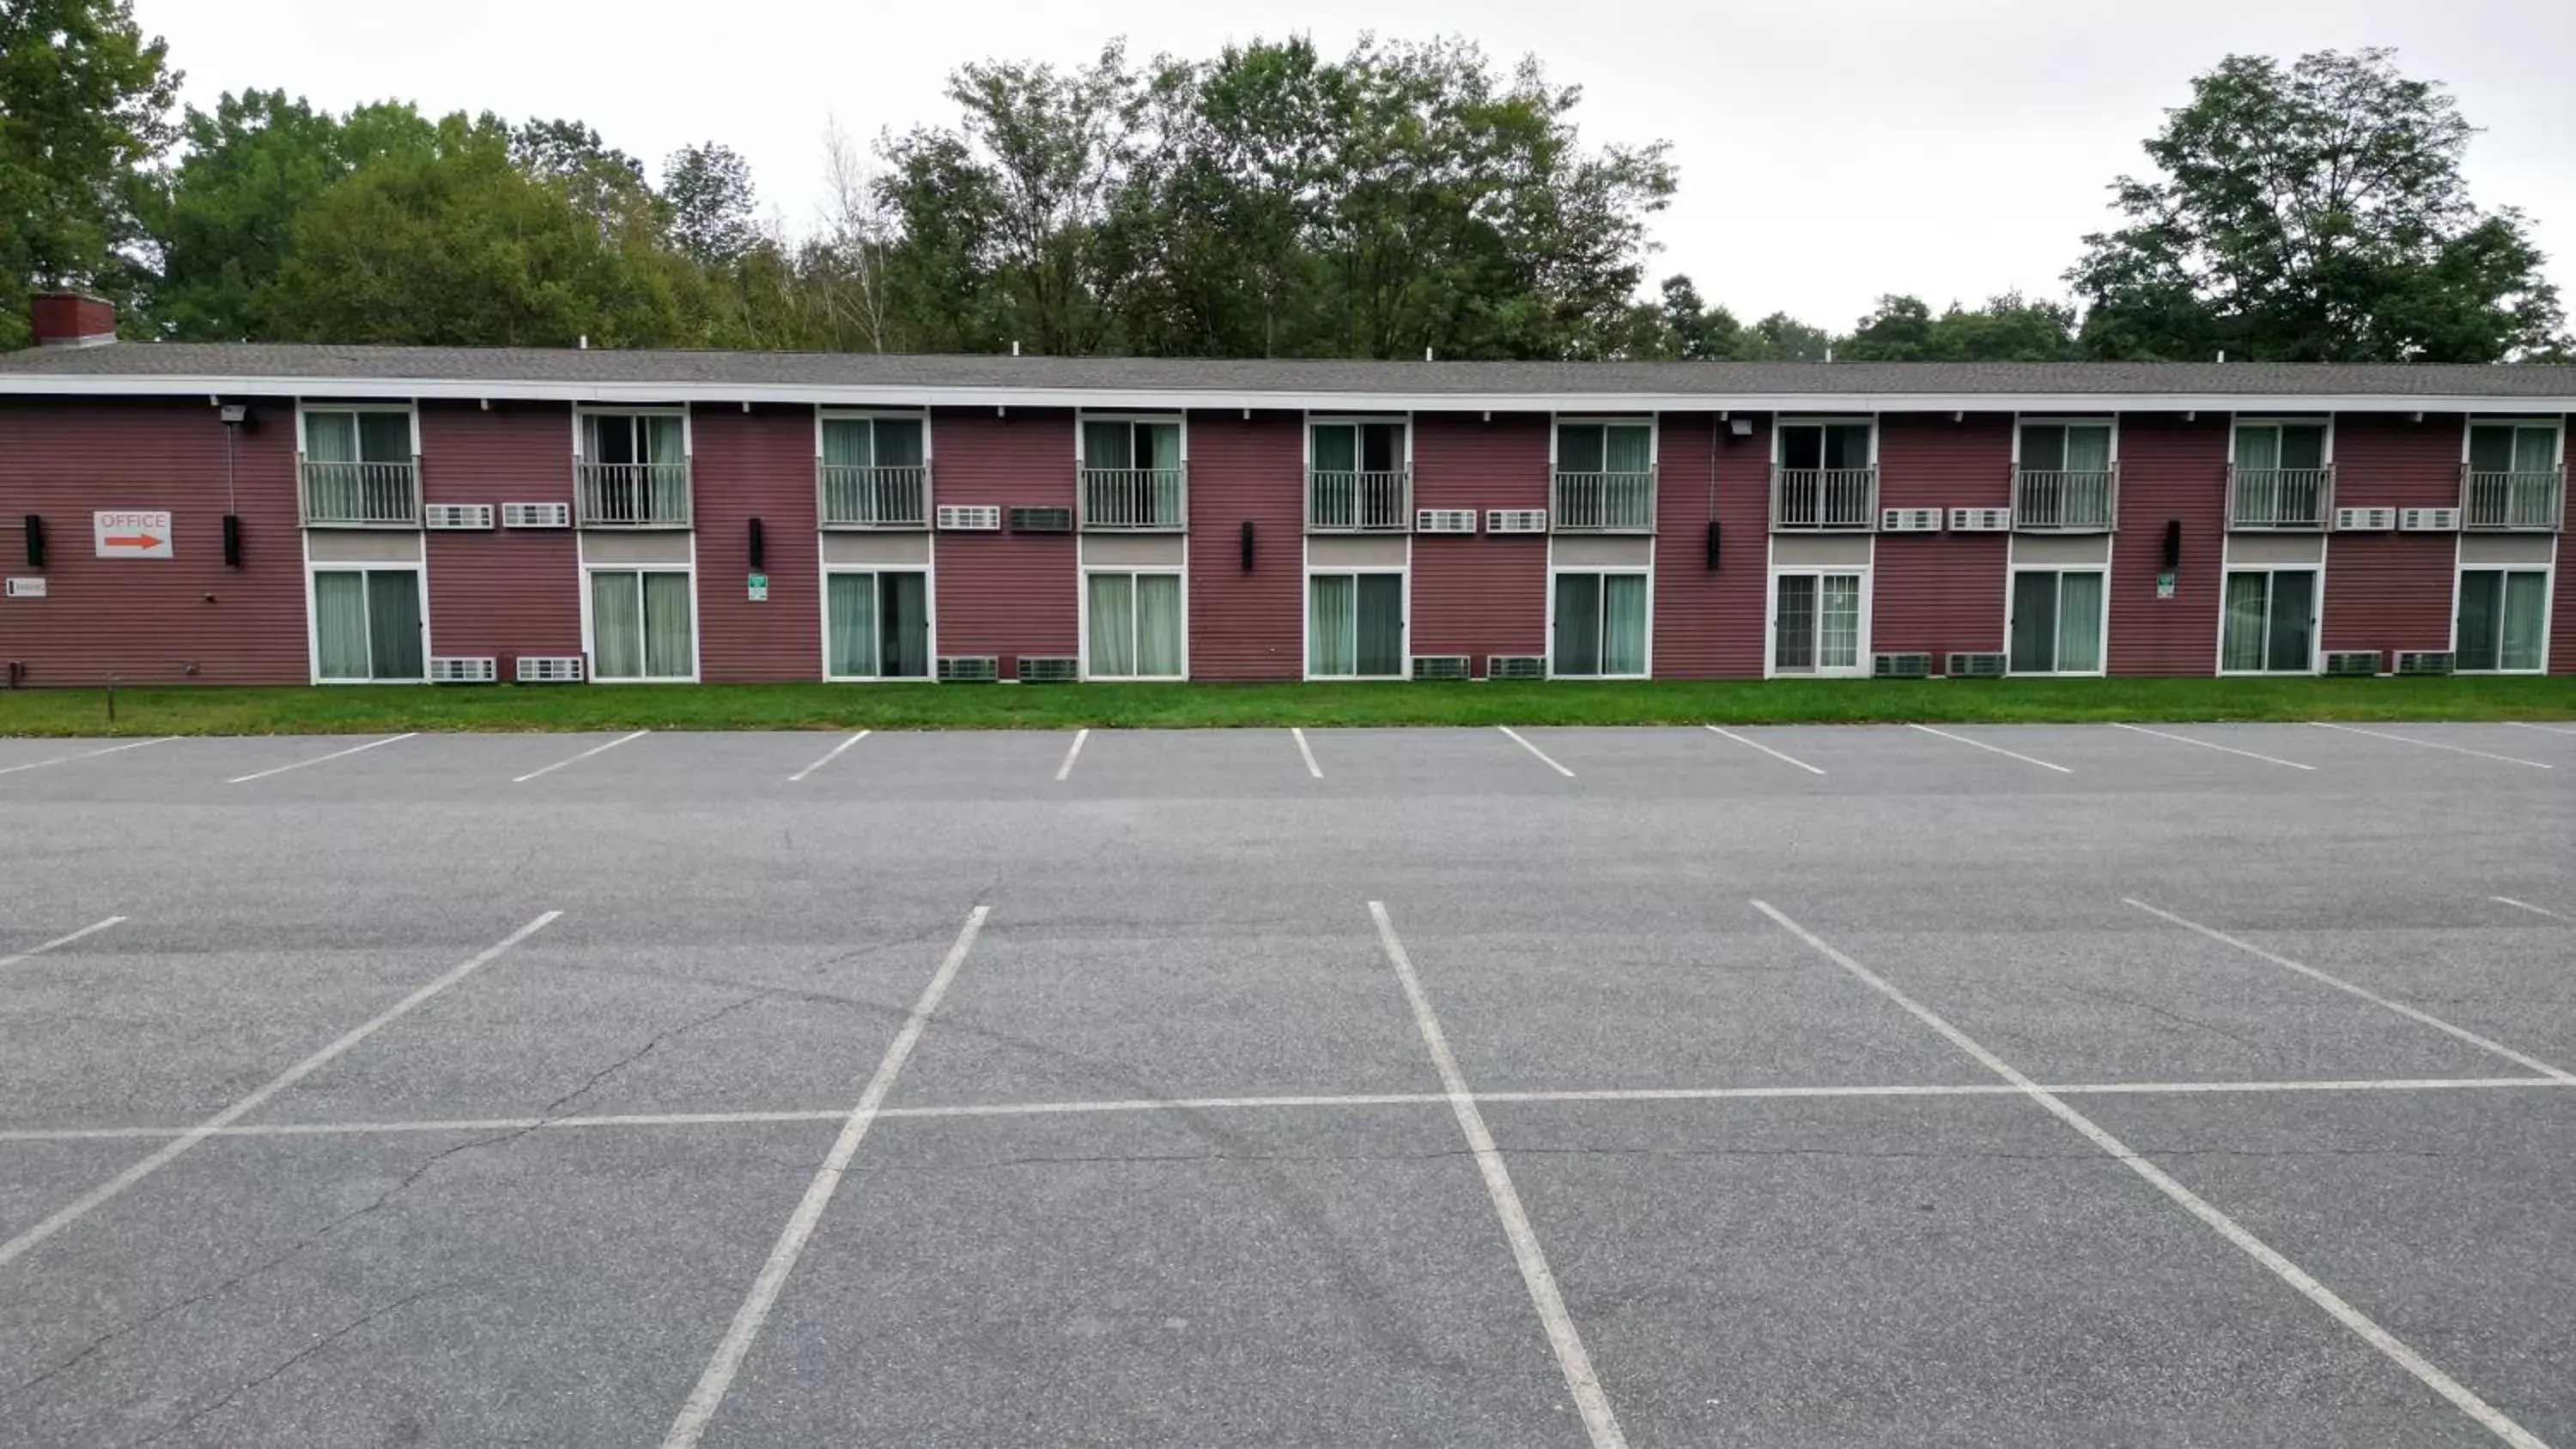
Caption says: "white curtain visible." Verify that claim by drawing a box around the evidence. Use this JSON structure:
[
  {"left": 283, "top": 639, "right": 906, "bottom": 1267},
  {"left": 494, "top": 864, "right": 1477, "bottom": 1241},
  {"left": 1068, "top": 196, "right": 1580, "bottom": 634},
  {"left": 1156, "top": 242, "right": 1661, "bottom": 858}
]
[
  {"left": 2056, "top": 572, "right": 2105, "bottom": 672},
  {"left": 1136, "top": 574, "right": 1182, "bottom": 676},
  {"left": 591, "top": 572, "right": 644, "bottom": 679},
  {"left": 313, "top": 572, "right": 370, "bottom": 680},
  {"left": 1605, "top": 426, "right": 1652, "bottom": 474},
  {"left": 821, "top": 419, "right": 872, "bottom": 470},
  {"left": 827, "top": 573, "right": 878, "bottom": 677},
  {"left": 1083, "top": 421, "right": 1134, "bottom": 470},
  {"left": 2501, "top": 572, "right": 2547, "bottom": 670},
  {"left": 1309, "top": 575, "right": 1356, "bottom": 676},
  {"left": 305, "top": 412, "right": 356, "bottom": 463},
  {"left": 641, "top": 573, "right": 692, "bottom": 678},
  {"left": 1088, "top": 573, "right": 1135, "bottom": 676},
  {"left": 2234, "top": 427, "right": 2280, "bottom": 471},
  {"left": 2063, "top": 427, "right": 2111, "bottom": 473},
  {"left": 1601, "top": 575, "right": 1647, "bottom": 675},
  {"left": 641, "top": 415, "right": 684, "bottom": 465},
  {"left": 2221, "top": 573, "right": 2268, "bottom": 670}
]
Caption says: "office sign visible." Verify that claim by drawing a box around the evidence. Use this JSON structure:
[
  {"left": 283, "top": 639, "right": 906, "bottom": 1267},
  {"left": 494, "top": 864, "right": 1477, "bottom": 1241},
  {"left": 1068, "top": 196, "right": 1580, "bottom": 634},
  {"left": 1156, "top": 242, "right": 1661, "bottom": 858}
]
[{"left": 94, "top": 511, "right": 173, "bottom": 559}]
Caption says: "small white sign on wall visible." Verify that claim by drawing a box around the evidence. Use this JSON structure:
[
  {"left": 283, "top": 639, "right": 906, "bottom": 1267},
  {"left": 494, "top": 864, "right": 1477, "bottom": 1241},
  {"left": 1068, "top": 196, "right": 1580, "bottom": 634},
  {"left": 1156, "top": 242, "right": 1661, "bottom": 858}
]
[
  {"left": 3, "top": 577, "right": 45, "bottom": 598},
  {"left": 94, "top": 511, "right": 174, "bottom": 559}
]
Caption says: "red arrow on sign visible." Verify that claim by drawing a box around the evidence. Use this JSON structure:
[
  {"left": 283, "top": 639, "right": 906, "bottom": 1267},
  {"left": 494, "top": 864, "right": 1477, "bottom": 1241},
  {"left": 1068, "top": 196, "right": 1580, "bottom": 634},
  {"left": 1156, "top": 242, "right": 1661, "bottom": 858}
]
[{"left": 105, "top": 534, "right": 164, "bottom": 549}]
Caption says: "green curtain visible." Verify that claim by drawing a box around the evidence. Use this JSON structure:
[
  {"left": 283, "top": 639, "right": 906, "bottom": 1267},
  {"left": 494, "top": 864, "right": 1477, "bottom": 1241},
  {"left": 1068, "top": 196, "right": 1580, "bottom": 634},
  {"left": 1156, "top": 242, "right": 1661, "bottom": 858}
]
[
  {"left": 1309, "top": 574, "right": 1355, "bottom": 676},
  {"left": 2501, "top": 572, "right": 2547, "bottom": 670},
  {"left": 313, "top": 572, "right": 370, "bottom": 680},
  {"left": 2277, "top": 426, "right": 2325, "bottom": 470},
  {"left": 2009, "top": 571, "right": 2057, "bottom": 672},
  {"left": 1088, "top": 573, "right": 1134, "bottom": 676},
  {"left": 1819, "top": 573, "right": 1862, "bottom": 669},
  {"left": 2056, "top": 572, "right": 2105, "bottom": 673},
  {"left": 875, "top": 419, "right": 925, "bottom": 469},
  {"left": 591, "top": 572, "right": 644, "bottom": 678},
  {"left": 1136, "top": 573, "right": 1182, "bottom": 676},
  {"left": 641, "top": 572, "right": 692, "bottom": 678},
  {"left": 356, "top": 411, "right": 410, "bottom": 464},
  {"left": 2234, "top": 428, "right": 2280, "bottom": 471},
  {"left": 2265, "top": 570, "right": 2314, "bottom": 671},
  {"left": 827, "top": 573, "right": 878, "bottom": 676},
  {"left": 366, "top": 570, "right": 422, "bottom": 679},
  {"left": 2513, "top": 428, "right": 2555, "bottom": 473},
  {"left": 1084, "top": 421, "right": 1133, "bottom": 470},
  {"left": 1356, "top": 574, "right": 1403, "bottom": 676},
  {"left": 2221, "top": 573, "right": 2268, "bottom": 670},
  {"left": 2063, "top": 427, "right": 2111, "bottom": 473},
  {"left": 642, "top": 415, "right": 684, "bottom": 465},
  {"left": 1553, "top": 573, "right": 1601, "bottom": 676},
  {"left": 1557, "top": 426, "right": 1604, "bottom": 473},
  {"left": 2455, "top": 571, "right": 2501, "bottom": 671},
  {"left": 305, "top": 411, "right": 356, "bottom": 463},
  {"left": 1601, "top": 575, "right": 1647, "bottom": 674},
  {"left": 821, "top": 419, "right": 873, "bottom": 469},
  {"left": 1312, "top": 426, "right": 1357, "bottom": 473},
  {"left": 1822, "top": 424, "right": 1871, "bottom": 470},
  {"left": 2020, "top": 425, "right": 2066, "bottom": 472},
  {"left": 880, "top": 573, "right": 929, "bottom": 677},
  {"left": 1604, "top": 426, "right": 1651, "bottom": 474}
]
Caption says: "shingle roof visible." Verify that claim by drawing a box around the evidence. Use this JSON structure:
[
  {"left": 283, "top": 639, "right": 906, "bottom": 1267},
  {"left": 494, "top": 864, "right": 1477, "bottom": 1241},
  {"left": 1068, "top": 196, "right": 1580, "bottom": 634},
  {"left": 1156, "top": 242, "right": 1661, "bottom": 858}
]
[{"left": 3, "top": 341, "right": 2573, "bottom": 404}]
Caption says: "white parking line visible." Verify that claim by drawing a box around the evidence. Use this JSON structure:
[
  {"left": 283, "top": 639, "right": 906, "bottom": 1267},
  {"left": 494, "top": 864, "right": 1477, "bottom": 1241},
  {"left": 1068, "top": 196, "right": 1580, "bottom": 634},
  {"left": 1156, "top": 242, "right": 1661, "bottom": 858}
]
[
  {"left": 664, "top": 906, "right": 990, "bottom": 1449},
  {"left": 788, "top": 731, "right": 870, "bottom": 782},
  {"left": 2125, "top": 898, "right": 2576, "bottom": 1084},
  {"left": 1755, "top": 900, "right": 2550, "bottom": 1449},
  {"left": 0, "top": 737, "right": 179, "bottom": 778},
  {"left": 1054, "top": 728, "right": 1089, "bottom": 781},
  {"left": 1497, "top": 725, "right": 1577, "bottom": 778},
  {"left": 1906, "top": 723, "right": 2071, "bottom": 773},
  {"left": 0, "top": 911, "right": 561, "bottom": 1270},
  {"left": 225, "top": 732, "right": 416, "bottom": 785},
  {"left": 1704, "top": 724, "right": 1826, "bottom": 775},
  {"left": 2108, "top": 723, "right": 2315, "bottom": 770},
  {"left": 0, "top": 917, "right": 126, "bottom": 973},
  {"left": 514, "top": 730, "right": 650, "bottom": 783},
  {"left": 1370, "top": 901, "right": 1625, "bottom": 1449},
  {"left": 2307, "top": 721, "right": 2552, "bottom": 768},
  {"left": 1291, "top": 726, "right": 1323, "bottom": 779},
  {"left": 2505, "top": 721, "right": 2576, "bottom": 737},
  {"left": 2493, "top": 896, "right": 2570, "bottom": 921}
]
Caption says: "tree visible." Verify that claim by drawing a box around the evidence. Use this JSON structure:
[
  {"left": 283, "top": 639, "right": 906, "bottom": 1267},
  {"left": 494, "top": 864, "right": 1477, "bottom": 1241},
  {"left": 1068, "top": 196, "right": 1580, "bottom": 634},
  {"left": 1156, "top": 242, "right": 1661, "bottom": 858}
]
[
  {"left": 1840, "top": 292, "right": 2079, "bottom": 361},
  {"left": 2069, "top": 47, "right": 2567, "bottom": 361},
  {"left": 0, "top": 0, "right": 177, "bottom": 347},
  {"left": 1746, "top": 312, "right": 1834, "bottom": 361},
  {"left": 663, "top": 142, "right": 759, "bottom": 266}
]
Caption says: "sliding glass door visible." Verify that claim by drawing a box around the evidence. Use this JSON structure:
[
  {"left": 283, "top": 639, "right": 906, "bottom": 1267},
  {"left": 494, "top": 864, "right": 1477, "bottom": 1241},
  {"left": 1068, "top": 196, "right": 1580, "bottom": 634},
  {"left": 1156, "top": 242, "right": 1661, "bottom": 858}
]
[
  {"left": 2455, "top": 568, "right": 2549, "bottom": 672},
  {"left": 2220, "top": 568, "right": 2317, "bottom": 673},
  {"left": 1308, "top": 573, "right": 1405, "bottom": 678},
  {"left": 312, "top": 568, "right": 423, "bottom": 682},
  {"left": 1085, "top": 571, "right": 1184, "bottom": 679},
  {"left": 2008, "top": 569, "right": 2105, "bottom": 674},
  {"left": 824, "top": 570, "right": 931, "bottom": 679},
  {"left": 589, "top": 569, "right": 695, "bottom": 680},
  {"left": 1552, "top": 572, "right": 1648, "bottom": 677},
  {"left": 1771, "top": 571, "right": 1865, "bottom": 676}
]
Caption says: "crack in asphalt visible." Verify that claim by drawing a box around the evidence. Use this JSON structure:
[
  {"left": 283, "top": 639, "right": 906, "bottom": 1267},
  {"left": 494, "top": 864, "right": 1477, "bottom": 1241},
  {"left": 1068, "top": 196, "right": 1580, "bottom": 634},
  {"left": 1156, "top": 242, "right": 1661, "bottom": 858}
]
[{"left": 121, "top": 1286, "right": 454, "bottom": 1448}]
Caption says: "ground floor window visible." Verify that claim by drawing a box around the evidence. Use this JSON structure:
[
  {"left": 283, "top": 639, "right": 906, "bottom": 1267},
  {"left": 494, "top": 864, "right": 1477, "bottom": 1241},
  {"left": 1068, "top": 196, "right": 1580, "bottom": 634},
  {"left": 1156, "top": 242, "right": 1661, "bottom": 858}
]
[
  {"left": 2008, "top": 568, "right": 2105, "bottom": 674},
  {"left": 1552, "top": 572, "right": 1648, "bottom": 677},
  {"left": 589, "top": 568, "right": 694, "bottom": 680},
  {"left": 826, "top": 570, "right": 931, "bottom": 679},
  {"left": 1086, "top": 571, "right": 1184, "bottom": 678},
  {"left": 1308, "top": 573, "right": 1404, "bottom": 677},
  {"left": 1772, "top": 570, "right": 1865, "bottom": 676},
  {"left": 2221, "top": 568, "right": 2316, "bottom": 673},
  {"left": 313, "top": 568, "right": 423, "bottom": 682},
  {"left": 2456, "top": 568, "right": 2548, "bottom": 672}
]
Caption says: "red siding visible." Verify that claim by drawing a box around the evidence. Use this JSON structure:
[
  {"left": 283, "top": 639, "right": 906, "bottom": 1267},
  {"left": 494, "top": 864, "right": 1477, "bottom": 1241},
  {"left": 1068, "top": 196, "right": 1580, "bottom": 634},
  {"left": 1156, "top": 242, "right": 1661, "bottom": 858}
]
[
  {"left": 1410, "top": 413, "right": 1548, "bottom": 671},
  {"left": 2108, "top": 414, "right": 2230, "bottom": 675},
  {"left": 693, "top": 405, "right": 820, "bottom": 682},
  {"left": 418, "top": 401, "right": 582, "bottom": 666},
  {"left": 1874, "top": 415, "right": 2011, "bottom": 666},
  {"left": 2321, "top": 414, "right": 2465, "bottom": 663},
  {"left": 1186, "top": 409, "right": 1302, "bottom": 681},
  {"left": 1701, "top": 414, "right": 1772, "bottom": 677},
  {"left": 929, "top": 408, "right": 1077, "bottom": 671},
  {"left": 0, "top": 397, "right": 306, "bottom": 685},
  {"left": 1649, "top": 413, "right": 1754, "bottom": 678}
]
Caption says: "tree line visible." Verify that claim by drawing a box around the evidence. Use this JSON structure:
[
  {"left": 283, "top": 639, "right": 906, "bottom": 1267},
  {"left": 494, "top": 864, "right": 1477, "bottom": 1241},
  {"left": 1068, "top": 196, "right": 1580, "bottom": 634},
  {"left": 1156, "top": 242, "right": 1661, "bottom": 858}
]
[{"left": 3, "top": 0, "right": 2567, "bottom": 361}]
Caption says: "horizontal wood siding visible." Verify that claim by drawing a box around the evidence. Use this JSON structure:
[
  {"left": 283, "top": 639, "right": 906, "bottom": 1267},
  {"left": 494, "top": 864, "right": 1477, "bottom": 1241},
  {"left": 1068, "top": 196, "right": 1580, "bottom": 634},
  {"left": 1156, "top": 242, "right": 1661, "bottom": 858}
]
[
  {"left": 694, "top": 404, "right": 818, "bottom": 682},
  {"left": 1876, "top": 415, "right": 2010, "bottom": 666},
  {"left": 2321, "top": 414, "right": 2466, "bottom": 662},
  {"left": 1701, "top": 415, "right": 1771, "bottom": 677},
  {"left": 418, "top": 401, "right": 582, "bottom": 666},
  {"left": 1650, "top": 413, "right": 1748, "bottom": 677},
  {"left": 1188, "top": 409, "right": 1302, "bottom": 680},
  {"left": 2108, "top": 414, "right": 2229, "bottom": 676},
  {"left": 0, "top": 397, "right": 305, "bottom": 685},
  {"left": 1410, "top": 412, "right": 1548, "bottom": 671},
  {"left": 930, "top": 408, "right": 1076, "bottom": 673}
]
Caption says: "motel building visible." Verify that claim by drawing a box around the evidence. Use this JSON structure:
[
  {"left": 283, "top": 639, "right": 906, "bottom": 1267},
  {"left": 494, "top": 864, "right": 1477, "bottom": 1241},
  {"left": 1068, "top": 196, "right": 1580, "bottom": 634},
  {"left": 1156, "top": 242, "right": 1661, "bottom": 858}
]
[{"left": 0, "top": 294, "right": 2568, "bottom": 689}]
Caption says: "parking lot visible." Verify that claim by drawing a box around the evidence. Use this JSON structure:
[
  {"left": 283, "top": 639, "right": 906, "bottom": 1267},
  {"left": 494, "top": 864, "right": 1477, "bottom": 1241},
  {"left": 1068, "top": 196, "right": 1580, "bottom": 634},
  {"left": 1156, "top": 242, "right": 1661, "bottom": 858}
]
[{"left": 2, "top": 719, "right": 2573, "bottom": 1446}]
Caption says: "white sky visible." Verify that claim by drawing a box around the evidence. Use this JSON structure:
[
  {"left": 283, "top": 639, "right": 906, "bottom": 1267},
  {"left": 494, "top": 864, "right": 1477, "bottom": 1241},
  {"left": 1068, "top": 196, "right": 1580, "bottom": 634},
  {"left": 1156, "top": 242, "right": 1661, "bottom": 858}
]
[{"left": 136, "top": 0, "right": 2576, "bottom": 335}]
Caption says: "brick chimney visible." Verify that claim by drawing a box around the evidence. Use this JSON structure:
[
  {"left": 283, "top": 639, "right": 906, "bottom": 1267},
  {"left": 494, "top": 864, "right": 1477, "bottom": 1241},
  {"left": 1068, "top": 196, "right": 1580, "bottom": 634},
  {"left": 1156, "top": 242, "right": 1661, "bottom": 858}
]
[{"left": 29, "top": 292, "right": 117, "bottom": 348}]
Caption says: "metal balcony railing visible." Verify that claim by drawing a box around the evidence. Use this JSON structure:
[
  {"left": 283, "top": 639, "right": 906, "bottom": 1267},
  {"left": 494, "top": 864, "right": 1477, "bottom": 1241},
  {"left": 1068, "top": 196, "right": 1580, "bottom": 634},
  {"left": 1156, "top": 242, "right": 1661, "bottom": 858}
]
[
  {"left": 298, "top": 458, "right": 421, "bottom": 526},
  {"left": 1079, "top": 467, "right": 1187, "bottom": 530},
  {"left": 1771, "top": 467, "right": 1879, "bottom": 530},
  {"left": 818, "top": 464, "right": 931, "bottom": 528},
  {"left": 1550, "top": 470, "right": 1656, "bottom": 531},
  {"left": 575, "top": 461, "right": 693, "bottom": 527},
  {"left": 2461, "top": 468, "right": 2564, "bottom": 531},
  {"left": 1306, "top": 470, "right": 1412, "bottom": 531},
  {"left": 2012, "top": 468, "right": 2117, "bottom": 531},
  {"left": 2227, "top": 466, "right": 2333, "bottom": 530}
]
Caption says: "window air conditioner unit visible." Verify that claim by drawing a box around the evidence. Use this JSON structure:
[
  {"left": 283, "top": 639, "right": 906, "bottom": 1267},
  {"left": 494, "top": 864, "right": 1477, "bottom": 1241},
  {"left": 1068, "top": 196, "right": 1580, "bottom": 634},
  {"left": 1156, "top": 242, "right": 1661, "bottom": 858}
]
[
  {"left": 1879, "top": 508, "right": 1941, "bottom": 533},
  {"left": 1872, "top": 652, "right": 1931, "bottom": 679},
  {"left": 423, "top": 503, "right": 495, "bottom": 530},
  {"left": 935, "top": 506, "right": 1001, "bottom": 531},
  {"left": 2323, "top": 651, "right": 2380, "bottom": 676},
  {"left": 2333, "top": 506, "right": 2397, "bottom": 531},
  {"left": 1009, "top": 506, "right": 1072, "bottom": 533},
  {"left": 2394, "top": 651, "right": 2453, "bottom": 676},
  {"left": 1485, "top": 654, "right": 1546, "bottom": 681},
  {"left": 501, "top": 501, "right": 570, "bottom": 530},
  {"left": 1485, "top": 509, "right": 1548, "bottom": 534},
  {"left": 937, "top": 654, "right": 999, "bottom": 682},
  {"left": 1946, "top": 652, "right": 2008, "bottom": 678},
  {"left": 1414, "top": 509, "right": 1476, "bottom": 534},
  {"left": 1410, "top": 654, "right": 1472, "bottom": 681},
  {"left": 514, "top": 655, "right": 585, "bottom": 682},
  {"left": 427, "top": 656, "right": 497, "bottom": 682},
  {"left": 1016, "top": 656, "right": 1079, "bottom": 682},
  {"left": 1948, "top": 508, "right": 2013, "bottom": 532},
  {"left": 2398, "top": 507, "right": 2460, "bottom": 532}
]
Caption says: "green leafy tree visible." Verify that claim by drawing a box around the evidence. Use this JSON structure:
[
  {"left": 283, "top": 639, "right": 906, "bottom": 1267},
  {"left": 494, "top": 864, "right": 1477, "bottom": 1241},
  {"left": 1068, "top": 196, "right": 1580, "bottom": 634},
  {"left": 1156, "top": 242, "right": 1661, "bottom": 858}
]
[
  {"left": 662, "top": 141, "right": 760, "bottom": 266},
  {"left": 1841, "top": 292, "right": 2079, "bottom": 361},
  {"left": 2069, "top": 47, "right": 2567, "bottom": 361},
  {"left": 1745, "top": 312, "right": 1835, "bottom": 361},
  {"left": 0, "top": 0, "right": 176, "bottom": 347}
]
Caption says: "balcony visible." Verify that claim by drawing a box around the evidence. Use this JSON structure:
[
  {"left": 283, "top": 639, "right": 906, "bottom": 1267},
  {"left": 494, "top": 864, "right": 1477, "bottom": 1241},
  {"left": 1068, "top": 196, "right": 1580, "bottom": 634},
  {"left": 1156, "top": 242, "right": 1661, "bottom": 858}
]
[
  {"left": 2462, "top": 468, "right": 2564, "bottom": 531},
  {"left": 299, "top": 458, "right": 421, "bottom": 526},
  {"left": 2012, "top": 468, "right": 2117, "bottom": 531},
  {"left": 1079, "top": 467, "right": 1187, "bottom": 530},
  {"left": 1771, "top": 467, "right": 1879, "bottom": 530},
  {"left": 1551, "top": 470, "right": 1656, "bottom": 532},
  {"left": 2227, "top": 466, "right": 2333, "bottom": 530},
  {"left": 1307, "top": 470, "right": 1412, "bottom": 532},
  {"left": 818, "top": 464, "right": 931, "bottom": 529},
  {"left": 575, "top": 461, "right": 692, "bottom": 528}
]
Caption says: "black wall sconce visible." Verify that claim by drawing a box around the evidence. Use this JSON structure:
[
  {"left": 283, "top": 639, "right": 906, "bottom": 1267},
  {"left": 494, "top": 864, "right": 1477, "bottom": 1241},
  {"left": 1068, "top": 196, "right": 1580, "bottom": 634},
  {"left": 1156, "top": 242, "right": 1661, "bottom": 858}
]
[
  {"left": 1239, "top": 520, "right": 1255, "bottom": 572},
  {"left": 1704, "top": 519, "right": 1722, "bottom": 572},
  {"left": 23, "top": 514, "right": 43, "bottom": 568},
  {"left": 2161, "top": 519, "right": 2182, "bottom": 570},
  {"left": 222, "top": 513, "right": 242, "bottom": 568},
  {"left": 747, "top": 518, "right": 766, "bottom": 570}
]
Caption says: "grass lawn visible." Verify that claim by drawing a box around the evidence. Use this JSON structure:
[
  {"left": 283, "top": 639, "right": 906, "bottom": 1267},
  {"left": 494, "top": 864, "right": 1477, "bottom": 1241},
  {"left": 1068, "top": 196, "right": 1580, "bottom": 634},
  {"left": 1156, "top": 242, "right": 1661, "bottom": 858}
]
[{"left": 0, "top": 676, "right": 2571, "bottom": 737}]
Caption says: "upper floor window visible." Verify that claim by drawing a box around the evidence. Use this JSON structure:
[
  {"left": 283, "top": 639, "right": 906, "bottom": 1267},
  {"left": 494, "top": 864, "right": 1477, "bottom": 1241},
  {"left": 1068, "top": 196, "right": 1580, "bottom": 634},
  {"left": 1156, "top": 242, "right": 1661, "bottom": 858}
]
[
  {"left": 584, "top": 411, "right": 685, "bottom": 467},
  {"left": 1556, "top": 421, "right": 1653, "bottom": 475},
  {"left": 2468, "top": 421, "right": 2558, "bottom": 476},
  {"left": 820, "top": 415, "right": 930, "bottom": 529},
  {"left": 1079, "top": 417, "right": 1185, "bottom": 530},
  {"left": 1777, "top": 421, "right": 1873, "bottom": 471},
  {"left": 1309, "top": 420, "right": 1409, "bottom": 532},
  {"left": 1312, "top": 420, "right": 1405, "bottom": 474},
  {"left": 303, "top": 408, "right": 412, "bottom": 466},
  {"left": 576, "top": 410, "right": 690, "bottom": 528},
  {"left": 1082, "top": 418, "right": 1182, "bottom": 471},
  {"left": 299, "top": 407, "right": 417, "bottom": 526},
  {"left": 2233, "top": 421, "right": 2327, "bottom": 472}
]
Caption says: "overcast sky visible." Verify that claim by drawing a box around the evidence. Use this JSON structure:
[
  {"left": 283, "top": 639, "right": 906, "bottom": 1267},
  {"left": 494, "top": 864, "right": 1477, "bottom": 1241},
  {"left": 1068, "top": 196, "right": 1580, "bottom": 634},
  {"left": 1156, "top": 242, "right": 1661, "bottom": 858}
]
[{"left": 135, "top": 0, "right": 2575, "bottom": 335}]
